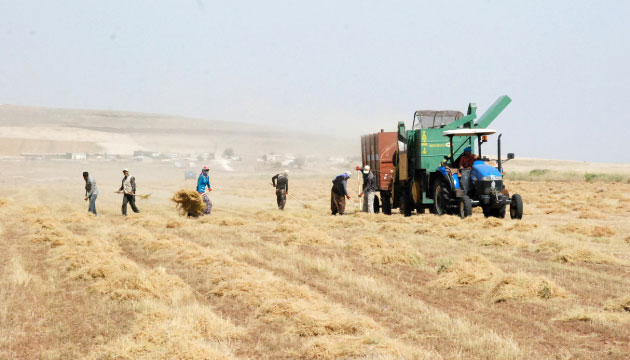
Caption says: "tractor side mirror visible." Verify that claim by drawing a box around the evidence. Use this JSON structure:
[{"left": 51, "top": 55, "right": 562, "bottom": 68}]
[{"left": 507, "top": 153, "right": 515, "bottom": 160}]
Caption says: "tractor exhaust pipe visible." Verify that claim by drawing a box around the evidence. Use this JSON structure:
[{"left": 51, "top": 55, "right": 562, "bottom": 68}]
[{"left": 498, "top": 134, "right": 502, "bottom": 173}]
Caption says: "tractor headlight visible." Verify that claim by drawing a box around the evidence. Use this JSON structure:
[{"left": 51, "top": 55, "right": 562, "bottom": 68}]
[{"left": 481, "top": 175, "right": 502, "bottom": 181}]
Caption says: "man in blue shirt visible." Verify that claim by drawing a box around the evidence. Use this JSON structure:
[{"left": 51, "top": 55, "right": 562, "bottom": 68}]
[{"left": 197, "top": 166, "right": 213, "bottom": 215}]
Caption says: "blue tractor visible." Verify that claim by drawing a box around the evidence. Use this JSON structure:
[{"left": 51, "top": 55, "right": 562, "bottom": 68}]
[{"left": 434, "top": 128, "right": 523, "bottom": 219}]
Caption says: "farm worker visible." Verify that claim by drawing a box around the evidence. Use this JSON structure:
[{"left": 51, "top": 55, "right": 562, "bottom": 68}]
[
  {"left": 197, "top": 166, "right": 213, "bottom": 215},
  {"left": 331, "top": 171, "right": 351, "bottom": 215},
  {"left": 360, "top": 165, "right": 376, "bottom": 214},
  {"left": 117, "top": 168, "right": 140, "bottom": 216},
  {"left": 271, "top": 170, "right": 289, "bottom": 210},
  {"left": 459, "top": 147, "right": 478, "bottom": 169},
  {"left": 83, "top": 171, "right": 98, "bottom": 216}
]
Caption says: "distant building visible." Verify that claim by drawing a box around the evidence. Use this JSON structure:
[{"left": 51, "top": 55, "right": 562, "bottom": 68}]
[
  {"left": 71, "top": 153, "right": 87, "bottom": 160},
  {"left": 133, "top": 150, "right": 162, "bottom": 158},
  {"left": 328, "top": 156, "right": 346, "bottom": 164}
]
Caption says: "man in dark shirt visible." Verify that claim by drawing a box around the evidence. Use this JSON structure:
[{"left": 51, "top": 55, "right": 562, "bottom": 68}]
[
  {"left": 458, "top": 147, "right": 478, "bottom": 169},
  {"left": 331, "top": 172, "right": 351, "bottom": 215},
  {"left": 271, "top": 170, "right": 289, "bottom": 210},
  {"left": 83, "top": 171, "right": 98, "bottom": 216}
]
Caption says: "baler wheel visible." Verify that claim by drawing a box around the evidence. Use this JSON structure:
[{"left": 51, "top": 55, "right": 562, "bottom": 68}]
[{"left": 382, "top": 192, "right": 392, "bottom": 215}]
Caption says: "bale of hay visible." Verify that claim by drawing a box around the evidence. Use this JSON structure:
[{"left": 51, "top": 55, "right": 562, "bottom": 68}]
[
  {"left": 604, "top": 296, "right": 630, "bottom": 313},
  {"left": 255, "top": 299, "right": 375, "bottom": 336},
  {"left": 490, "top": 273, "right": 567, "bottom": 303},
  {"left": 172, "top": 189, "right": 204, "bottom": 216},
  {"left": 429, "top": 255, "right": 503, "bottom": 289},
  {"left": 554, "top": 247, "right": 618, "bottom": 264},
  {"left": 300, "top": 334, "right": 404, "bottom": 360}
]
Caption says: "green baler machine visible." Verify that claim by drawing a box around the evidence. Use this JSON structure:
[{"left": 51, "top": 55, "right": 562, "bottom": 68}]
[{"left": 386, "top": 95, "right": 512, "bottom": 215}]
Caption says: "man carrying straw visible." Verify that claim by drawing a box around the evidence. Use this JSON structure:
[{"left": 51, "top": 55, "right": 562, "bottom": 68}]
[{"left": 197, "top": 166, "right": 213, "bottom": 215}]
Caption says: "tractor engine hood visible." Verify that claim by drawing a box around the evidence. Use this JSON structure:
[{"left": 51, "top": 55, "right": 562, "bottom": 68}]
[{"left": 471, "top": 160, "right": 502, "bottom": 182}]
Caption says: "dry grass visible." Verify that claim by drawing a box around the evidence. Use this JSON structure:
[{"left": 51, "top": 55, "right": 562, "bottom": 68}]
[{"left": 2, "top": 163, "right": 630, "bottom": 359}]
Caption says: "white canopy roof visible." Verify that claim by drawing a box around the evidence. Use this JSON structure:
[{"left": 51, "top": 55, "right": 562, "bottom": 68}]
[{"left": 442, "top": 128, "right": 497, "bottom": 137}]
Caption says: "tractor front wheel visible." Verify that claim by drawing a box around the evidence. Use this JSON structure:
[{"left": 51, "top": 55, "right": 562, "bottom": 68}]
[
  {"left": 510, "top": 194, "right": 523, "bottom": 219},
  {"left": 459, "top": 195, "right": 473, "bottom": 219}
]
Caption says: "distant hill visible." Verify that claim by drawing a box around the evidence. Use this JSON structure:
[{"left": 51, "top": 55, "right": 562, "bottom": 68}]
[{"left": 0, "top": 104, "right": 355, "bottom": 157}]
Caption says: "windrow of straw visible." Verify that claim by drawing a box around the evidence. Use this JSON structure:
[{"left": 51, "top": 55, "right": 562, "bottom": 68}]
[
  {"left": 171, "top": 189, "right": 204, "bottom": 216},
  {"left": 430, "top": 255, "right": 568, "bottom": 303}
]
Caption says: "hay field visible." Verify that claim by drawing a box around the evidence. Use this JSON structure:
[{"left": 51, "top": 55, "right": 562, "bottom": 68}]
[{"left": 1, "top": 161, "right": 629, "bottom": 359}]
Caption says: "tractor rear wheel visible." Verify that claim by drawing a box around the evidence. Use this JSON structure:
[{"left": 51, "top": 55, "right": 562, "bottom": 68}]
[
  {"left": 432, "top": 181, "right": 448, "bottom": 216},
  {"left": 459, "top": 195, "right": 473, "bottom": 219},
  {"left": 510, "top": 194, "right": 523, "bottom": 219}
]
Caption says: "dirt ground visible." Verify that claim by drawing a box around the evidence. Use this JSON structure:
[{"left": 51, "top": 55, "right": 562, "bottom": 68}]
[{"left": 1, "top": 160, "right": 629, "bottom": 359}]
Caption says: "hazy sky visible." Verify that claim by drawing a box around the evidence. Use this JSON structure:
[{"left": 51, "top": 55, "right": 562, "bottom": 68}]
[{"left": 1, "top": 1, "right": 629, "bottom": 162}]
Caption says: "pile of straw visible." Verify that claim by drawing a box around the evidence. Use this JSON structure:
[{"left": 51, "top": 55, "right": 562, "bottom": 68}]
[{"left": 172, "top": 189, "right": 204, "bottom": 216}]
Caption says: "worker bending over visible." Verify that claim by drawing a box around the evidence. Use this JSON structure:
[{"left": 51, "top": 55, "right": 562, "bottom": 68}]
[
  {"left": 331, "top": 172, "right": 351, "bottom": 215},
  {"left": 271, "top": 170, "right": 289, "bottom": 210}
]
